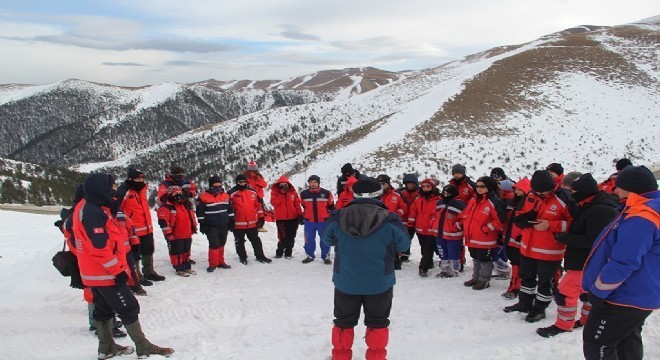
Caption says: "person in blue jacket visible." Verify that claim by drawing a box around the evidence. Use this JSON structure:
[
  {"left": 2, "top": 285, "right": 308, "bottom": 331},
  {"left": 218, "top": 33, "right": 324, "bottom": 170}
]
[
  {"left": 323, "top": 177, "right": 410, "bottom": 360},
  {"left": 582, "top": 165, "right": 659, "bottom": 360}
]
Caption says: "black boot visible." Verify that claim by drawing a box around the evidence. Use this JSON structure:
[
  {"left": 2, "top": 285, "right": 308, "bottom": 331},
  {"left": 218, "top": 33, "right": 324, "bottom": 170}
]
[
  {"left": 463, "top": 279, "right": 478, "bottom": 287},
  {"left": 536, "top": 325, "right": 569, "bottom": 338},
  {"left": 525, "top": 308, "right": 546, "bottom": 323},
  {"left": 142, "top": 255, "right": 166, "bottom": 281},
  {"left": 503, "top": 302, "right": 531, "bottom": 313}
]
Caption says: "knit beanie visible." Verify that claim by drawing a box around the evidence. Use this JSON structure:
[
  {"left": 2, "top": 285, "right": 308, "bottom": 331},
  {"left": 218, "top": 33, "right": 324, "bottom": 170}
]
[
  {"left": 571, "top": 173, "right": 599, "bottom": 196},
  {"left": 341, "top": 163, "right": 354, "bottom": 174},
  {"left": 451, "top": 164, "right": 466, "bottom": 176},
  {"left": 127, "top": 167, "right": 144, "bottom": 180},
  {"left": 531, "top": 170, "right": 555, "bottom": 193},
  {"left": 562, "top": 172, "right": 583, "bottom": 187},
  {"left": 615, "top": 158, "right": 633, "bottom": 171},
  {"left": 353, "top": 177, "right": 383, "bottom": 199},
  {"left": 421, "top": 178, "right": 439, "bottom": 189},
  {"left": 490, "top": 167, "right": 506, "bottom": 179},
  {"left": 235, "top": 174, "right": 248, "bottom": 183},
  {"left": 546, "top": 163, "right": 564, "bottom": 176},
  {"left": 477, "top": 176, "right": 498, "bottom": 193},
  {"left": 247, "top": 160, "right": 258, "bottom": 171},
  {"left": 615, "top": 165, "right": 658, "bottom": 194},
  {"left": 208, "top": 176, "right": 222, "bottom": 187},
  {"left": 376, "top": 174, "right": 391, "bottom": 184},
  {"left": 308, "top": 175, "right": 321, "bottom": 183}
]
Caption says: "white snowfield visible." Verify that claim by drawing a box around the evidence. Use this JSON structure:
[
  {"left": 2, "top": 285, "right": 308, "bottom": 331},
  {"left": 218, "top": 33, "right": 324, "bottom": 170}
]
[{"left": 0, "top": 209, "right": 658, "bottom": 360}]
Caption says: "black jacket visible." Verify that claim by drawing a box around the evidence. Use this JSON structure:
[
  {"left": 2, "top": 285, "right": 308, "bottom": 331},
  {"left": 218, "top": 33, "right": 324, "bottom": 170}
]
[{"left": 555, "top": 191, "right": 619, "bottom": 270}]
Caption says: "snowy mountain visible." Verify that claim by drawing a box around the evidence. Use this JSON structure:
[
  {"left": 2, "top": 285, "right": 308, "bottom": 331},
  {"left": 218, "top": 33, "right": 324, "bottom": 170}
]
[{"left": 1, "top": 21, "right": 658, "bottom": 193}]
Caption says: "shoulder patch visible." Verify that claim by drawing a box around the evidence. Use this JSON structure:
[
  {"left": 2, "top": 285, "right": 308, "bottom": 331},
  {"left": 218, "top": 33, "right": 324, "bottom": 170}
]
[{"left": 93, "top": 227, "right": 104, "bottom": 234}]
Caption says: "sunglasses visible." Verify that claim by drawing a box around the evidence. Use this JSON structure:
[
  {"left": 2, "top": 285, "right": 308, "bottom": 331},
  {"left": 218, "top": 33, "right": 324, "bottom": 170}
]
[
  {"left": 475, "top": 184, "right": 487, "bottom": 189},
  {"left": 420, "top": 185, "right": 432, "bottom": 189},
  {"left": 237, "top": 180, "right": 247, "bottom": 184}
]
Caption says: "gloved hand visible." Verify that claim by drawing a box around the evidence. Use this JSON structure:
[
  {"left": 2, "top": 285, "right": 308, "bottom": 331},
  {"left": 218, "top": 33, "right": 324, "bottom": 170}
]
[
  {"left": 256, "top": 218, "right": 265, "bottom": 228},
  {"left": 588, "top": 291, "right": 605, "bottom": 306},
  {"left": 200, "top": 224, "right": 208, "bottom": 235},
  {"left": 192, "top": 226, "right": 198, "bottom": 234},
  {"left": 298, "top": 216, "right": 305, "bottom": 225},
  {"left": 54, "top": 219, "right": 64, "bottom": 229},
  {"left": 114, "top": 271, "right": 129, "bottom": 285},
  {"left": 514, "top": 211, "right": 537, "bottom": 229},
  {"left": 131, "top": 244, "right": 141, "bottom": 261}
]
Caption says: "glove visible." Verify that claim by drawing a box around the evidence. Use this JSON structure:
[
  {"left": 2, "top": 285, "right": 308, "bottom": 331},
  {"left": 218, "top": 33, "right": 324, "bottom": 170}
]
[
  {"left": 298, "top": 216, "right": 305, "bottom": 225},
  {"left": 200, "top": 224, "right": 208, "bottom": 235},
  {"left": 256, "top": 218, "right": 265, "bottom": 228},
  {"left": 514, "top": 211, "right": 537, "bottom": 229},
  {"left": 588, "top": 291, "right": 605, "bottom": 306},
  {"left": 227, "top": 220, "right": 235, "bottom": 231},
  {"left": 53, "top": 220, "right": 64, "bottom": 229},
  {"left": 114, "top": 271, "right": 129, "bottom": 285}
]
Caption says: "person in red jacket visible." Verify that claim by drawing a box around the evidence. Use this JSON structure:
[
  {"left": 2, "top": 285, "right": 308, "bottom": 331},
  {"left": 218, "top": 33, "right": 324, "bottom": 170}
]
[
  {"left": 501, "top": 177, "right": 531, "bottom": 299},
  {"left": 598, "top": 158, "right": 632, "bottom": 194},
  {"left": 196, "top": 176, "right": 235, "bottom": 272},
  {"left": 157, "top": 164, "right": 198, "bottom": 206},
  {"left": 157, "top": 185, "right": 198, "bottom": 277},
  {"left": 432, "top": 184, "right": 466, "bottom": 278},
  {"left": 378, "top": 174, "right": 409, "bottom": 270},
  {"left": 243, "top": 160, "right": 269, "bottom": 232},
  {"left": 117, "top": 167, "right": 165, "bottom": 284},
  {"left": 449, "top": 164, "right": 476, "bottom": 204},
  {"left": 336, "top": 176, "right": 357, "bottom": 210},
  {"left": 505, "top": 170, "right": 573, "bottom": 323},
  {"left": 300, "top": 175, "right": 336, "bottom": 264},
  {"left": 460, "top": 176, "right": 507, "bottom": 290},
  {"left": 74, "top": 173, "right": 173, "bottom": 359},
  {"left": 547, "top": 163, "right": 565, "bottom": 188},
  {"left": 228, "top": 174, "right": 272, "bottom": 265},
  {"left": 397, "top": 173, "right": 419, "bottom": 262},
  {"left": 408, "top": 178, "right": 441, "bottom": 277},
  {"left": 270, "top": 175, "right": 303, "bottom": 259}
]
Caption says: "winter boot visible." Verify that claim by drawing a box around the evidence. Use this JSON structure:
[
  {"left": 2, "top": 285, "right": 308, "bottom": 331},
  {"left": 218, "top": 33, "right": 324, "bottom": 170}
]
[
  {"left": 125, "top": 320, "right": 174, "bottom": 359},
  {"left": 206, "top": 266, "right": 216, "bottom": 273},
  {"left": 418, "top": 268, "right": 428, "bottom": 277},
  {"left": 365, "top": 327, "right": 388, "bottom": 360},
  {"left": 525, "top": 308, "right": 547, "bottom": 323},
  {"left": 240, "top": 258, "right": 248, "bottom": 265},
  {"left": 472, "top": 281, "right": 490, "bottom": 290},
  {"left": 501, "top": 290, "right": 518, "bottom": 300},
  {"left": 302, "top": 257, "right": 314, "bottom": 264},
  {"left": 331, "top": 326, "right": 354, "bottom": 360},
  {"left": 96, "top": 320, "right": 134, "bottom": 360},
  {"left": 142, "top": 255, "right": 166, "bottom": 282},
  {"left": 257, "top": 256, "right": 272, "bottom": 263},
  {"left": 536, "top": 325, "right": 569, "bottom": 338},
  {"left": 323, "top": 258, "right": 333, "bottom": 265},
  {"left": 135, "top": 263, "right": 153, "bottom": 287},
  {"left": 503, "top": 302, "right": 531, "bottom": 313},
  {"left": 131, "top": 285, "right": 147, "bottom": 296},
  {"left": 217, "top": 263, "right": 232, "bottom": 269}
]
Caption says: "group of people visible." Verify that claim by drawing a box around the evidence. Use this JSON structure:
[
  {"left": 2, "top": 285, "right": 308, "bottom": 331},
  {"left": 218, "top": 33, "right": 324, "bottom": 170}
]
[{"left": 55, "top": 158, "right": 659, "bottom": 360}]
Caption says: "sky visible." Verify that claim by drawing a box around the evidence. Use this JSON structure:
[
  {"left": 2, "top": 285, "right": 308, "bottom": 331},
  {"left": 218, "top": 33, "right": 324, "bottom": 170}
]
[{"left": 0, "top": 0, "right": 658, "bottom": 86}]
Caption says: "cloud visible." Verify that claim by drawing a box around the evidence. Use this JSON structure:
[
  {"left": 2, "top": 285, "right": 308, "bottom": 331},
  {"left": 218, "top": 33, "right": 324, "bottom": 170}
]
[
  {"left": 101, "top": 62, "right": 147, "bottom": 67},
  {"left": 164, "top": 60, "right": 215, "bottom": 66},
  {"left": 278, "top": 24, "right": 321, "bottom": 41}
]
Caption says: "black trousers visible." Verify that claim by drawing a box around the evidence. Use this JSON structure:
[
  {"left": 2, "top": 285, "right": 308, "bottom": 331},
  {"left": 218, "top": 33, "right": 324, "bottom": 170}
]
[
  {"left": 506, "top": 245, "right": 520, "bottom": 266},
  {"left": 139, "top": 233, "right": 155, "bottom": 256},
  {"left": 583, "top": 302, "right": 652, "bottom": 360},
  {"left": 468, "top": 247, "right": 493, "bottom": 261},
  {"left": 334, "top": 287, "right": 393, "bottom": 329},
  {"left": 206, "top": 226, "right": 229, "bottom": 249},
  {"left": 417, "top": 234, "right": 436, "bottom": 271},
  {"left": 92, "top": 284, "right": 140, "bottom": 326},
  {"left": 276, "top": 219, "right": 299, "bottom": 257},
  {"left": 167, "top": 238, "right": 193, "bottom": 271},
  {"left": 233, "top": 228, "right": 266, "bottom": 260},
  {"left": 519, "top": 255, "right": 560, "bottom": 309}
]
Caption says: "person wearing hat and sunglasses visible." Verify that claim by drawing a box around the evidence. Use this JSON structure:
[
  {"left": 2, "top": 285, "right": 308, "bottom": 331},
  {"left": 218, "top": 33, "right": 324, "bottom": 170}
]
[
  {"left": 323, "top": 177, "right": 410, "bottom": 360},
  {"left": 581, "top": 165, "right": 659, "bottom": 360}
]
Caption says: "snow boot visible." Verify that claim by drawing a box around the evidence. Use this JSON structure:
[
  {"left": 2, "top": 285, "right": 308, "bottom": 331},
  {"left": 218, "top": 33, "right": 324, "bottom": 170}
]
[
  {"left": 125, "top": 320, "right": 174, "bottom": 359},
  {"left": 240, "top": 258, "right": 248, "bottom": 265},
  {"left": 96, "top": 320, "right": 134, "bottom": 360},
  {"left": 135, "top": 264, "right": 153, "bottom": 287},
  {"left": 217, "top": 263, "right": 232, "bottom": 269},
  {"left": 504, "top": 302, "right": 531, "bottom": 313},
  {"left": 525, "top": 308, "right": 546, "bottom": 323},
  {"left": 463, "top": 279, "right": 478, "bottom": 287},
  {"left": 418, "top": 268, "right": 428, "bottom": 277},
  {"left": 257, "top": 256, "right": 272, "bottom": 263},
  {"left": 536, "top": 325, "right": 569, "bottom": 338},
  {"left": 142, "top": 255, "right": 166, "bottom": 282},
  {"left": 302, "top": 257, "right": 314, "bottom": 264},
  {"left": 323, "top": 258, "right": 333, "bottom": 265},
  {"left": 501, "top": 290, "right": 518, "bottom": 300},
  {"left": 331, "top": 326, "right": 354, "bottom": 360},
  {"left": 131, "top": 284, "right": 147, "bottom": 296},
  {"left": 472, "top": 281, "right": 490, "bottom": 290},
  {"left": 207, "top": 266, "right": 216, "bottom": 273},
  {"left": 365, "top": 327, "right": 388, "bottom": 360}
]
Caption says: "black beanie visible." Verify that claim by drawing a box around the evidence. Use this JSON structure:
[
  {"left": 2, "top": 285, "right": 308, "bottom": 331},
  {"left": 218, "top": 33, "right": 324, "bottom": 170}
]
[
  {"left": 376, "top": 174, "right": 391, "bottom": 184},
  {"left": 353, "top": 177, "right": 383, "bottom": 199},
  {"left": 127, "top": 167, "right": 144, "bottom": 180},
  {"left": 546, "top": 163, "right": 564, "bottom": 175},
  {"left": 615, "top": 158, "right": 633, "bottom": 171},
  {"left": 208, "top": 176, "right": 222, "bottom": 187},
  {"left": 441, "top": 184, "right": 459, "bottom": 199},
  {"left": 477, "top": 176, "right": 499, "bottom": 193},
  {"left": 615, "top": 166, "right": 658, "bottom": 194},
  {"left": 531, "top": 170, "right": 556, "bottom": 193},
  {"left": 341, "top": 163, "right": 354, "bottom": 174},
  {"left": 235, "top": 174, "right": 247, "bottom": 183},
  {"left": 451, "top": 164, "right": 466, "bottom": 175},
  {"left": 308, "top": 175, "right": 320, "bottom": 183},
  {"left": 490, "top": 167, "right": 506, "bottom": 179},
  {"left": 571, "top": 173, "right": 599, "bottom": 196}
]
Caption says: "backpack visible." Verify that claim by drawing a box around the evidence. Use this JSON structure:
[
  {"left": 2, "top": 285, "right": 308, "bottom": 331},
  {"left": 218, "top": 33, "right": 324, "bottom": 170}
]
[{"left": 51, "top": 240, "right": 83, "bottom": 289}]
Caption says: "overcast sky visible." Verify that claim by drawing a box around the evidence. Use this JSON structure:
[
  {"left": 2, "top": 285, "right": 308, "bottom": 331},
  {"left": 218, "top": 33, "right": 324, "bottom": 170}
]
[{"left": 1, "top": 0, "right": 658, "bottom": 86}]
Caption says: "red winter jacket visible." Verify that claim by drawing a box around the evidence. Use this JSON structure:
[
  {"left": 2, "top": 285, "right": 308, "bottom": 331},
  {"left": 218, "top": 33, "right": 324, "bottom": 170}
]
[
  {"left": 244, "top": 170, "right": 268, "bottom": 199},
  {"left": 270, "top": 175, "right": 303, "bottom": 220},
  {"left": 460, "top": 194, "right": 506, "bottom": 249},
  {"left": 381, "top": 188, "right": 408, "bottom": 223},
  {"left": 73, "top": 199, "right": 129, "bottom": 287},
  {"left": 157, "top": 176, "right": 198, "bottom": 206},
  {"left": 120, "top": 185, "right": 153, "bottom": 236},
  {"left": 598, "top": 174, "right": 617, "bottom": 194},
  {"left": 518, "top": 192, "right": 573, "bottom": 261},
  {"left": 408, "top": 193, "right": 441, "bottom": 236},
  {"left": 157, "top": 201, "right": 197, "bottom": 240},
  {"left": 430, "top": 199, "right": 466, "bottom": 240},
  {"left": 336, "top": 176, "right": 357, "bottom": 210},
  {"left": 228, "top": 186, "right": 264, "bottom": 229},
  {"left": 450, "top": 177, "right": 476, "bottom": 204},
  {"left": 300, "top": 187, "right": 335, "bottom": 223}
]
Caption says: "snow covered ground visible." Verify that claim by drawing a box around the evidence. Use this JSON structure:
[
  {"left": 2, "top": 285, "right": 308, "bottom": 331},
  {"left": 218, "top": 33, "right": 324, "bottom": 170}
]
[{"left": 0, "top": 208, "right": 658, "bottom": 360}]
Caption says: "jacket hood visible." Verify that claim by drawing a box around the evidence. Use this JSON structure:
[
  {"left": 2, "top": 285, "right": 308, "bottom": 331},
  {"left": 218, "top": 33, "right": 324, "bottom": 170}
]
[
  {"left": 271, "top": 175, "right": 294, "bottom": 191},
  {"left": 625, "top": 190, "right": 660, "bottom": 226},
  {"left": 338, "top": 198, "right": 391, "bottom": 237},
  {"left": 83, "top": 173, "right": 114, "bottom": 208}
]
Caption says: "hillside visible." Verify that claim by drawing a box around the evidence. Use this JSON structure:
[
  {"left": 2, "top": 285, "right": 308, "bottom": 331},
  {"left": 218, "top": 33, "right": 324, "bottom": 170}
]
[{"left": 0, "top": 20, "right": 658, "bottom": 191}]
